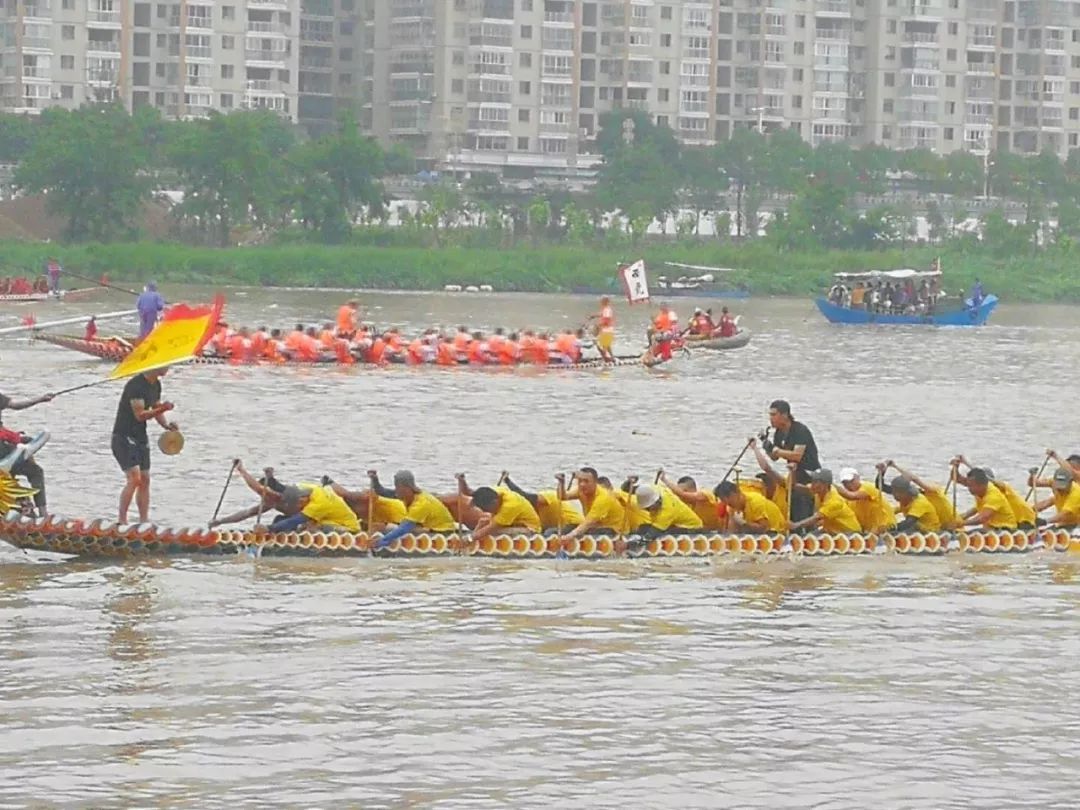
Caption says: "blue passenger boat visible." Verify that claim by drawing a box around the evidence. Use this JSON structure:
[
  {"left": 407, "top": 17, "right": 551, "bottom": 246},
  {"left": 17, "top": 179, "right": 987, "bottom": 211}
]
[{"left": 815, "top": 268, "right": 997, "bottom": 326}]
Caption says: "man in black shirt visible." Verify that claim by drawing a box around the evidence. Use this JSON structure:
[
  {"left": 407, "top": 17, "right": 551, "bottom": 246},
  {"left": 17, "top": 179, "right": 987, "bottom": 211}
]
[
  {"left": 765, "top": 399, "right": 820, "bottom": 522},
  {"left": 111, "top": 369, "right": 177, "bottom": 524},
  {"left": 0, "top": 389, "right": 54, "bottom": 513}
]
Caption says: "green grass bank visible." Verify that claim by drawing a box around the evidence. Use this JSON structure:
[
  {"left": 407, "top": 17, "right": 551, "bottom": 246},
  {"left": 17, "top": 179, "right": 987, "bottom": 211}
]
[{"left": 1, "top": 240, "right": 1077, "bottom": 303}]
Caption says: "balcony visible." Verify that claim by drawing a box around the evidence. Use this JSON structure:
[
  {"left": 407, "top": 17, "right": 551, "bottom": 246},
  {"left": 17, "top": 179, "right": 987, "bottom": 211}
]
[
  {"left": 969, "top": 35, "right": 995, "bottom": 49},
  {"left": 88, "top": 8, "right": 121, "bottom": 25},
  {"left": 187, "top": 45, "right": 212, "bottom": 59},
  {"left": 247, "top": 79, "right": 287, "bottom": 93},
  {"left": 87, "top": 39, "right": 121, "bottom": 53},
  {"left": 905, "top": 2, "right": 943, "bottom": 20},
  {"left": 816, "top": 27, "right": 850, "bottom": 41},
  {"left": 23, "top": 2, "right": 51, "bottom": 18},
  {"left": 543, "top": 10, "right": 573, "bottom": 25},
  {"left": 467, "top": 118, "right": 510, "bottom": 133},
  {"left": 966, "top": 61, "right": 994, "bottom": 75},
  {"left": 248, "top": 21, "right": 289, "bottom": 35},
  {"left": 902, "top": 31, "right": 937, "bottom": 44},
  {"left": 299, "top": 56, "right": 332, "bottom": 70},
  {"left": 816, "top": 0, "right": 851, "bottom": 16},
  {"left": 246, "top": 49, "right": 289, "bottom": 65},
  {"left": 253, "top": 0, "right": 291, "bottom": 6}
]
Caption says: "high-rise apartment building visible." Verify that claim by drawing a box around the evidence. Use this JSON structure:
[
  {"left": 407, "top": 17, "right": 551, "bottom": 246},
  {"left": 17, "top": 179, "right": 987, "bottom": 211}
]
[
  {"left": 2, "top": 1, "right": 1080, "bottom": 173},
  {"left": 361, "top": 0, "right": 1080, "bottom": 178}
]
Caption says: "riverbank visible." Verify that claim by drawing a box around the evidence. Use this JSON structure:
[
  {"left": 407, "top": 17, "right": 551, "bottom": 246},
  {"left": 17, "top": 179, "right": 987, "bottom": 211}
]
[{"left": 0, "top": 240, "right": 1076, "bottom": 302}]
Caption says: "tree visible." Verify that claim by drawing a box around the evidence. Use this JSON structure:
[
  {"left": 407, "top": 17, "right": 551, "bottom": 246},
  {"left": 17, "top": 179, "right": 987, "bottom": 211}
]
[
  {"left": 419, "top": 180, "right": 463, "bottom": 246},
  {"left": 925, "top": 199, "right": 947, "bottom": 243},
  {"left": 526, "top": 196, "right": 551, "bottom": 245},
  {"left": 15, "top": 104, "right": 148, "bottom": 241},
  {"left": 680, "top": 146, "right": 724, "bottom": 235},
  {"left": 849, "top": 206, "right": 900, "bottom": 250},
  {"left": 595, "top": 109, "right": 680, "bottom": 164},
  {"left": 0, "top": 114, "right": 36, "bottom": 162},
  {"left": 167, "top": 110, "right": 294, "bottom": 246},
  {"left": 291, "top": 112, "right": 385, "bottom": 243},
  {"left": 714, "top": 127, "right": 767, "bottom": 238},
  {"left": 594, "top": 141, "right": 678, "bottom": 243}
]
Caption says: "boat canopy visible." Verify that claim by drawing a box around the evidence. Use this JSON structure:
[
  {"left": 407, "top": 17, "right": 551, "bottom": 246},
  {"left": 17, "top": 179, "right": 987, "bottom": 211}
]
[
  {"left": 664, "top": 261, "right": 739, "bottom": 274},
  {"left": 833, "top": 268, "right": 942, "bottom": 281}
]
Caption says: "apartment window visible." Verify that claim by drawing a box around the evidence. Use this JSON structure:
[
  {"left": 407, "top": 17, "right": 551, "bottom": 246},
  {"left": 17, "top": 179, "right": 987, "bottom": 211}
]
[
  {"left": 946, "top": 101, "right": 955, "bottom": 114},
  {"left": 222, "top": 6, "right": 234, "bottom": 20},
  {"left": 947, "top": 49, "right": 956, "bottom": 61},
  {"left": 521, "top": 0, "right": 532, "bottom": 9},
  {"left": 155, "top": 62, "right": 165, "bottom": 77},
  {"left": 221, "top": 93, "right": 233, "bottom": 109},
  {"left": 1073, "top": 81, "right": 1080, "bottom": 94},
  {"left": 884, "top": 72, "right": 894, "bottom": 87},
  {"left": 944, "top": 127, "right": 954, "bottom": 140},
  {"left": 222, "top": 35, "right": 234, "bottom": 49},
  {"left": 62, "top": 0, "right": 73, "bottom": 7},
  {"left": 155, "top": 91, "right": 165, "bottom": 105},
  {"left": 793, "top": 68, "right": 803, "bottom": 81},
  {"left": 221, "top": 64, "right": 233, "bottom": 79},
  {"left": 59, "top": 84, "right": 73, "bottom": 98},
  {"left": 948, "top": 22, "right": 958, "bottom": 34},
  {"left": 517, "top": 136, "right": 529, "bottom": 150},
  {"left": 1072, "top": 134, "right": 1079, "bottom": 148},
  {"left": 61, "top": 25, "right": 74, "bottom": 40},
  {"left": 795, "top": 14, "right": 805, "bottom": 28},
  {"left": 793, "top": 41, "right": 804, "bottom": 55},
  {"left": 60, "top": 54, "right": 74, "bottom": 69},
  {"left": 660, "top": 5, "right": 671, "bottom": 19},
  {"left": 520, "top": 52, "right": 531, "bottom": 67},
  {"left": 157, "top": 3, "right": 166, "bottom": 17},
  {"left": 882, "top": 125, "right": 892, "bottom": 139},
  {"left": 519, "top": 80, "right": 530, "bottom": 94},
  {"left": 340, "top": 48, "right": 352, "bottom": 61},
  {"left": 660, "top": 33, "right": 671, "bottom": 47},
  {"left": 520, "top": 25, "right": 531, "bottom": 38},
  {"left": 452, "top": 78, "right": 463, "bottom": 93},
  {"left": 887, "top": 20, "right": 896, "bottom": 33},
  {"left": 660, "top": 60, "right": 670, "bottom": 75},
  {"left": 156, "top": 33, "right": 165, "bottom": 46},
  {"left": 792, "top": 95, "right": 802, "bottom": 109},
  {"left": 658, "top": 88, "right": 669, "bottom": 102},
  {"left": 1071, "top": 107, "right": 1079, "bottom": 120},
  {"left": 518, "top": 108, "right": 529, "bottom": 122},
  {"left": 657, "top": 114, "right": 669, "bottom": 127},
  {"left": 946, "top": 75, "right": 955, "bottom": 87},
  {"left": 883, "top": 99, "right": 893, "bottom": 113},
  {"left": 453, "top": 51, "right": 464, "bottom": 65},
  {"left": 340, "top": 21, "right": 353, "bottom": 35}
]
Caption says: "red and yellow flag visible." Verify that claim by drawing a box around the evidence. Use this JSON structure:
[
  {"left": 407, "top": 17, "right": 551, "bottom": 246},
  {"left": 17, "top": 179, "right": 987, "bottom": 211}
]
[{"left": 109, "top": 295, "right": 223, "bottom": 380}]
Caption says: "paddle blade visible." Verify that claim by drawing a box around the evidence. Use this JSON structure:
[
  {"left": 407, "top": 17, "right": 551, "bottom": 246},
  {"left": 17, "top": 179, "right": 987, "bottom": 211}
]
[{"left": 108, "top": 295, "right": 223, "bottom": 380}]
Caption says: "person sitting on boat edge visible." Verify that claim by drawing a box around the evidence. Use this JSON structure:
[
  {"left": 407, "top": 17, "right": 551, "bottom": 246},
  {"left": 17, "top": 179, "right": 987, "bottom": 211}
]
[
  {"left": 0, "top": 389, "right": 53, "bottom": 515},
  {"left": 878, "top": 460, "right": 959, "bottom": 529},
  {"left": 714, "top": 480, "right": 785, "bottom": 534},
  {"left": 631, "top": 484, "right": 703, "bottom": 538},
  {"left": 1033, "top": 468, "right": 1080, "bottom": 528},
  {"left": 324, "top": 475, "right": 407, "bottom": 532},
  {"left": 835, "top": 467, "right": 896, "bottom": 532},
  {"left": 468, "top": 485, "right": 542, "bottom": 542},
  {"left": 372, "top": 470, "right": 457, "bottom": 550},
  {"left": 718, "top": 306, "right": 737, "bottom": 338},
  {"left": 268, "top": 484, "right": 359, "bottom": 533},
  {"left": 501, "top": 472, "right": 582, "bottom": 532},
  {"left": 659, "top": 471, "right": 722, "bottom": 530},
  {"left": 789, "top": 469, "right": 861, "bottom": 534},
  {"left": 951, "top": 455, "right": 1036, "bottom": 529},
  {"left": 957, "top": 467, "right": 1018, "bottom": 530},
  {"left": 557, "top": 467, "right": 625, "bottom": 544},
  {"left": 884, "top": 476, "right": 941, "bottom": 533}
]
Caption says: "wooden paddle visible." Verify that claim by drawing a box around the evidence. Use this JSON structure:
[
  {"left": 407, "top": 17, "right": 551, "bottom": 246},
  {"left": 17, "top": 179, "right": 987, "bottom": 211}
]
[
  {"left": 366, "top": 470, "right": 377, "bottom": 534},
  {"left": 720, "top": 439, "right": 754, "bottom": 483},
  {"left": 209, "top": 460, "right": 239, "bottom": 526},
  {"left": 1025, "top": 452, "right": 1052, "bottom": 502}
]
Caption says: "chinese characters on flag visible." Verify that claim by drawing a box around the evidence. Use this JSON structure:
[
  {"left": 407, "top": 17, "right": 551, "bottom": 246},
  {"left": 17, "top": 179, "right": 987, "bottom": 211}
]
[{"left": 619, "top": 260, "right": 650, "bottom": 304}]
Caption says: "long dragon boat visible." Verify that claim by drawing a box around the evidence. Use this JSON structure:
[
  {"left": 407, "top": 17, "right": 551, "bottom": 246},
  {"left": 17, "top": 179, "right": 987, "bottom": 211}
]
[
  {"left": 30, "top": 332, "right": 655, "bottom": 370},
  {"left": 2, "top": 513, "right": 1075, "bottom": 561},
  {"left": 0, "top": 287, "right": 98, "bottom": 303}
]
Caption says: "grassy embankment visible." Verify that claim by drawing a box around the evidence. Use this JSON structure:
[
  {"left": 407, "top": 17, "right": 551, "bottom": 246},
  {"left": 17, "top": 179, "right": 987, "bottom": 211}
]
[{"left": 0, "top": 240, "right": 1076, "bottom": 302}]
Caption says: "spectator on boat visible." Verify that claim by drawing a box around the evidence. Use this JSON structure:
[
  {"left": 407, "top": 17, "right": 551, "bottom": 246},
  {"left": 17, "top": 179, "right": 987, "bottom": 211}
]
[
  {"left": 45, "top": 258, "right": 61, "bottom": 295},
  {"left": 850, "top": 282, "right": 866, "bottom": 310},
  {"left": 868, "top": 283, "right": 882, "bottom": 313},
  {"left": 971, "top": 278, "right": 985, "bottom": 309},
  {"left": 718, "top": 307, "right": 737, "bottom": 338}
]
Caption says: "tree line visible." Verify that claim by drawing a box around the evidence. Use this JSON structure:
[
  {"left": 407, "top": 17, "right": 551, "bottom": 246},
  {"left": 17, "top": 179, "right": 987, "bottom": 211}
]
[{"left": 6, "top": 104, "right": 1080, "bottom": 255}]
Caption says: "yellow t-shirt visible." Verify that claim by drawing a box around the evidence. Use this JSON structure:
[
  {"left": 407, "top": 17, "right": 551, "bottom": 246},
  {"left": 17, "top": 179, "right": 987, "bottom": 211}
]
[
  {"left": 1052, "top": 483, "right": 1080, "bottom": 525},
  {"left": 536, "top": 490, "right": 582, "bottom": 528},
  {"left": 492, "top": 487, "right": 542, "bottom": 530},
  {"left": 648, "top": 488, "right": 705, "bottom": 531},
  {"left": 742, "top": 478, "right": 789, "bottom": 519},
  {"left": 371, "top": 494, "right": 407, "bottom": 526},
  {"left": 684, "top": 489, "right": 722, "bottom": 530},
  {"left": 406, "top": 491, "right": 457, "bottom": 532},
  {"left": 613, "top": 489, "right": 649, "bottom": 532},
  {"left": 741, "top": 490, "right": 786, "bottom": 532},
  {"left": 583, "top": 487, "right": 626, "bottom": 533},
  {"left": 848, "top": 481, "right": 896, "bottom": 531},
  {"left": 974, "top": 486, "right": 1017, "bottom": 529},
  {"left": 302, "top": 485, "right": 361, "bottom": 532},
  {"left": 994, "top": 482, "right": 1036, "bottom": 526},
  {"left": 922, "top": 486, "right": 959, "bottom": 530},
  {"left": 901, "top": 493, "right": 941, "bottom": 532},
  {"left": 816, "top": 487, "right": 861, "bottom": 533}
]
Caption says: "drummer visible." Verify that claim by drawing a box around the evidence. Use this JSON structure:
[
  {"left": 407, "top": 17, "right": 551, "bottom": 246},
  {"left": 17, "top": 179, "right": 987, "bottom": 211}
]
[{"left": 111, "top": 368, "right": 177, "bottom": 524}]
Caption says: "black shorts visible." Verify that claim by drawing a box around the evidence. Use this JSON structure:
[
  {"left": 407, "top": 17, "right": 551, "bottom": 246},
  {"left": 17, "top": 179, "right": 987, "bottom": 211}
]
[{"left": 111, "top": 434, "right": 150, "bottom": 472}]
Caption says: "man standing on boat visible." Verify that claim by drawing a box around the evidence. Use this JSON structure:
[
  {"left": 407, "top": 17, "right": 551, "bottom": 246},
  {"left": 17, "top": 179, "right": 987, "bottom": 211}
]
[
  {"left": 0, "top": 389, "right": 54, "bottom": 514},
  {"left": 587, "top": 296, "right": 616, "bottom": 363},
  {"left": 112, "top": 368, "right": 177, "bottom": 524},
  {"left": 764, "top": 400, "right": 820, "bottom": 522},
  {"left": 136, "top": 282, "right": 165, "bottom": 339},
  {"left": 45, "top": 258, "right": 61, "bottom": 296},
  {"left": 336, "top": 299, "right": 360, "bottom": 338}
]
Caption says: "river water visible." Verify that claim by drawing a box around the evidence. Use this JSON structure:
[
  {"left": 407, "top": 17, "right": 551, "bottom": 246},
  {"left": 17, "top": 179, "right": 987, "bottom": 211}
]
[{"left": 2, "top": 287, "right": 1080, "bottom": 808}]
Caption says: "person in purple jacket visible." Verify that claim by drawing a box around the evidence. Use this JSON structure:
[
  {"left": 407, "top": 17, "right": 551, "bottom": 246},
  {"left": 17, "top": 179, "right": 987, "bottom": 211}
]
[{"left": 136, "top": 282, "right": 165, "bottom": 338}]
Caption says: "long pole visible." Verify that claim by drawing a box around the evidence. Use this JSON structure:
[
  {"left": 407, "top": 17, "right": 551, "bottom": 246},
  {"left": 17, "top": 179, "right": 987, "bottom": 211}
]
[
  {"left": 62, "top": 269, "right": 140, "bottom": 297},
  {"left": 720, "top": 439, "right": 754, "bottom": 483},
  {"left": 1026, "top": 452, "right": 1052, "bottom": 502},
  {"left": 210, "top": 460, "right": 240, "bottom": 525},
  {"left": 0, "top": 309, "right": 137, "bottom": 336}
]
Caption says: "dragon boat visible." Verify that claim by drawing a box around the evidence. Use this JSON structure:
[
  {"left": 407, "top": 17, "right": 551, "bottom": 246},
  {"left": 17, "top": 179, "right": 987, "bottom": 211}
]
[
  {"left": 0, "top": 287, "right": 97, "bottom": 303},
  {"left": 1, "top": 513, "right": 1075, "bottom": 561},
  {"left": 30, "top": 332, "right": 655, "bottom": 370}
]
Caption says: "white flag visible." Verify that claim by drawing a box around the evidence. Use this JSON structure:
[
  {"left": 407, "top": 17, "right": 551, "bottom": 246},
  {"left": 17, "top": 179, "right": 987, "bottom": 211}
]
[{"left": 619, "top": 260, "right": 650, "bottom": 304}]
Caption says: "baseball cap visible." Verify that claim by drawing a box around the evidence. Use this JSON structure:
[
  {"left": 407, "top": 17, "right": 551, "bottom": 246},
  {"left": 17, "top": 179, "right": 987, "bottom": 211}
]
[
  {"left": 393, "top": 470, "right": 417, "bottom": 490},
  {"left": 635, "top": 484, "right": 661, "bottom": 509},
  {"left": 890, "top": 475, "right": 917, "bottom": 497},
  {"left": 1052, "top": 467, "right": 1073, "bottom": 490},
  {"left": 810, "top": 469, "right": 834, "bottom": 485},
  {"left": 839, "top": 467, "right": 859, "bottom": 484},
  {"left": 279, "top": 486, "right": 306, "bottom": 511}
]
